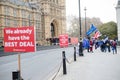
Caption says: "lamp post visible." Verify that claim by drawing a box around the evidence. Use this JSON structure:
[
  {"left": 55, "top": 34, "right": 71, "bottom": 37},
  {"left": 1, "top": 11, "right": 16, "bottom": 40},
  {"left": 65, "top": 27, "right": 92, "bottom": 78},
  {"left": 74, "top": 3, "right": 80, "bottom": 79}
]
[
  {"left": 84, "top": 7, "right": 87, "bottom": 36},
  {"left": 78, "top": 0, "right": 83, "bottom": 56}
]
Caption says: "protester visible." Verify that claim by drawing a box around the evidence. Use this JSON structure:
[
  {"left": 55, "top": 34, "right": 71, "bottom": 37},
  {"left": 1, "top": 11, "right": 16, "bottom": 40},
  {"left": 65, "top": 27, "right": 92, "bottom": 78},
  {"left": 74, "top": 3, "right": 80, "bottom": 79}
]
[
  {"left": 105, "top": 40, "right": 111, "bottom": 52},
  {"left": 83, "top": 37, "right": 90, "bottom": 52},
  {"left": 89, "top": 39, "right": 93, "bottom": 53},
  {"left": 111, "top": 39, "right": 117, "bottom": 54},
  {"left": 86, "top": 38, "right": 90, "bottom": 52},
  {"left": 100, "top": 40, "right": 106, "bottom": 52},
  {"left": 95, "top": 39, "right": 99, "bottom": 49}
]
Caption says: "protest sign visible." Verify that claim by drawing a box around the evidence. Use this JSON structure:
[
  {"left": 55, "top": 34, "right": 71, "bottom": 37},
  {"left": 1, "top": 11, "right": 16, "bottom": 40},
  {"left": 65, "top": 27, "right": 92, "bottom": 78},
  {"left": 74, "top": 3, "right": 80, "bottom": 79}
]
[
  {"left": 4, "top": 27, "right": 35, "bottom": 52},
  {"left": 59, "top": 34, "right": 68, "bottom": 47}
]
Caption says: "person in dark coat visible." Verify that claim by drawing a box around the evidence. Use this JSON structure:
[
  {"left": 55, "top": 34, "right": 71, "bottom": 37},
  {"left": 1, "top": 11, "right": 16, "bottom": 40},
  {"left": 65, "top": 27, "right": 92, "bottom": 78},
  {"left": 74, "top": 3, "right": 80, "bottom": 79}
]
[
  {"left": 105, "top": 40, "right": 111, "bottom": 52},
  {"left": 111, "top": 40, "right": 117, "bottom": 54}
]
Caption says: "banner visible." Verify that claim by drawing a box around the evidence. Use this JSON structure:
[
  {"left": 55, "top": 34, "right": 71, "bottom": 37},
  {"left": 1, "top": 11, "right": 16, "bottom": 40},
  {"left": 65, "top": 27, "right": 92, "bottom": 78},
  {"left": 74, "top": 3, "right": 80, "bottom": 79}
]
[
  {"left": 83, "top": 38, "right": 89, "bottom": 49},
  {"left": 93, "top": 30, "right": 101, "bottom": 39},
  {"left": 4, "top": 27, "right": 35, "bottom": 52},
  {"left": 86, "top": 24, "right": 97, "bottom": 36},
  {"left": 59, "top": 34, "right": 68, "bottom": 47},
  {"left": 70, "top": 37, "right": 78, "bottom": 45}
]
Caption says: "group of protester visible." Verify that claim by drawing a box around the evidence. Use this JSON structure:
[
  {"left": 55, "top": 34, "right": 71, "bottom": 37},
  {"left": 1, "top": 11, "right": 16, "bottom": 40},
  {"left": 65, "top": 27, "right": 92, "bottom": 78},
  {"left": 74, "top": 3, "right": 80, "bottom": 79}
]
[
  {"left": 82, "top": 37, "right": 118, "bottom": 54},
  {"left": 95, "top": 39, "right": 117, "bottom": 54}
]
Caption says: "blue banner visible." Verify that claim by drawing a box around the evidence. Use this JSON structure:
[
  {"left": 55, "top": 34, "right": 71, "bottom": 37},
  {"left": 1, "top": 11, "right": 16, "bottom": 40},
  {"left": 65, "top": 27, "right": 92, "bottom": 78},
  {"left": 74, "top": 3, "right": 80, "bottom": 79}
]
[
  {"left": 86, "top": 24, "right": 97, "bottom": 36},
  {"left": 83, "top": 38, "right": 90, "bottom": 49}
]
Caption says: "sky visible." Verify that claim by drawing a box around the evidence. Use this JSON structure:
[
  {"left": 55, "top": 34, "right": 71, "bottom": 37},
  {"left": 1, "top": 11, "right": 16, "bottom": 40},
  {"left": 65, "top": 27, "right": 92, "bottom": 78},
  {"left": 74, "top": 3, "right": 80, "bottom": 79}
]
[{"left": 66, "top": 0, "right": 118, "bottom": 23}]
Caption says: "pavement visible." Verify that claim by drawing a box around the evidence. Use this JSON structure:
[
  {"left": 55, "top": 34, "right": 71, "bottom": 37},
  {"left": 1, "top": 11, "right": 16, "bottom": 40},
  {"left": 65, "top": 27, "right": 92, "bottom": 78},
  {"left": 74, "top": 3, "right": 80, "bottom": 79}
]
[{"left": 51, "top": 47, "right": 120, "bottom": 80}]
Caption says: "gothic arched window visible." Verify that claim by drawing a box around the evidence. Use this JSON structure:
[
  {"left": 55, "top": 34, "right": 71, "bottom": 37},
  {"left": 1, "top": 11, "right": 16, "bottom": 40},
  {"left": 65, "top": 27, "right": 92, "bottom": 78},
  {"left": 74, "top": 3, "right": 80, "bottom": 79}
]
[{"left": 51, "top": 23, "right": 55, "bottom": 37}]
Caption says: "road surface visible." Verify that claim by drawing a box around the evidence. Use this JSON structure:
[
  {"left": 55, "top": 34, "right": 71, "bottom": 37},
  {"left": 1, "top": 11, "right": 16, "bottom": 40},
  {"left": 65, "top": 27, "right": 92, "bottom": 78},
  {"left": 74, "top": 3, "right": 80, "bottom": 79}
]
[{"left": 0, "top": 47, "right": 74, "bottom": 80}]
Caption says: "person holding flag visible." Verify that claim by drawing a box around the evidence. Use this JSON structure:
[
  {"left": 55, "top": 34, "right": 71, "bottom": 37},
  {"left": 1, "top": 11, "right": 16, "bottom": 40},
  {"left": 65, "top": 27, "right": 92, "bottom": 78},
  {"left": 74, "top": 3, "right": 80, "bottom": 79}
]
[{"left": 89, "top": 38, "right": 93, "bottom": 53}]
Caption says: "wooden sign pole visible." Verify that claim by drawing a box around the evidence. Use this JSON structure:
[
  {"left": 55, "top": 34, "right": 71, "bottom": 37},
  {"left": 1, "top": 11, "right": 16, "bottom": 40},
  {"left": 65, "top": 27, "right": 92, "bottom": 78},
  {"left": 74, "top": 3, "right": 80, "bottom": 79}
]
[{"left": 18, "top": 53, "right": 21, "bottom": 80}]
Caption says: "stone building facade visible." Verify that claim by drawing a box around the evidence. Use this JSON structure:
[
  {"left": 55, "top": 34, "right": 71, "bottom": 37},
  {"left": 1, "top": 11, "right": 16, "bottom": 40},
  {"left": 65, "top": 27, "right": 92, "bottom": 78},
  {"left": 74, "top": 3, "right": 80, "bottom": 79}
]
[
  {"left": 0, "top": 0, "right": 66, "bottom": 46},
  {"left": 116, "top": 0, "right": 120, "bottom": 41}
]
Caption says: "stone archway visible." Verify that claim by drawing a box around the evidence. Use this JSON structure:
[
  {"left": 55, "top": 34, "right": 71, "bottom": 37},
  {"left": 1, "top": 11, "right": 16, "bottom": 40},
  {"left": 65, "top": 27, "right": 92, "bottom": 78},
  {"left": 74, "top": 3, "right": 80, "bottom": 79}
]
[
  {"left": 50, "top": 19, "right": 58, "bottom": 38},
  {"left": 50, "top": 23, "right": 55, "bottom": 37},
  {"left": 49, "top": 19, "right": 59, "bottom": 45}
]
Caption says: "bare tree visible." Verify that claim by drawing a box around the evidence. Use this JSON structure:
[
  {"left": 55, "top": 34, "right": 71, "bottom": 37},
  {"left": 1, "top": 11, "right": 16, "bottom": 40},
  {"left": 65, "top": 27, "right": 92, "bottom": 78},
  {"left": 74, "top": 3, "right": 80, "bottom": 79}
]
[{"left": 67, "top": 16, "right": 103, "bottom": 38}]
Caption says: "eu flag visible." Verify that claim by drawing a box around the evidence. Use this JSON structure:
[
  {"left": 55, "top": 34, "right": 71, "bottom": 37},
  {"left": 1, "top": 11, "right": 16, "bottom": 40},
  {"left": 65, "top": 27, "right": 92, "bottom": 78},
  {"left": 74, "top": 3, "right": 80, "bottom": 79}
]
[{"left": 86, "top": 24, "right": 97, "bottom": 36}]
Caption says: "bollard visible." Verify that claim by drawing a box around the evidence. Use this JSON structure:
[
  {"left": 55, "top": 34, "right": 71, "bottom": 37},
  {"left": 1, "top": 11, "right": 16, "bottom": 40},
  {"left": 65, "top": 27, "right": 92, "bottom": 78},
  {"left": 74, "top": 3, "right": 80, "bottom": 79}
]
[
  {"left": 12, "top": 71, "right": 20, "bottom": 80},
  {"left": 12, "top": 70, "right": 23, "bottom": 80},
  {"left": 62, "top": 51, "right": 67, "bottom": 75},
  {"left": 74, "top": 47, "right": 76, "bottom": 61}
]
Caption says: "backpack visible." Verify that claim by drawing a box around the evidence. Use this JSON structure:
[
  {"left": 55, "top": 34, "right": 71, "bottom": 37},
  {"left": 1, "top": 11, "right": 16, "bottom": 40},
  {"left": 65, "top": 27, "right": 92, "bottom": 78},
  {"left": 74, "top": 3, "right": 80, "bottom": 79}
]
[{"left": 112, "top": 41, "right": 116, "bottom": 46}]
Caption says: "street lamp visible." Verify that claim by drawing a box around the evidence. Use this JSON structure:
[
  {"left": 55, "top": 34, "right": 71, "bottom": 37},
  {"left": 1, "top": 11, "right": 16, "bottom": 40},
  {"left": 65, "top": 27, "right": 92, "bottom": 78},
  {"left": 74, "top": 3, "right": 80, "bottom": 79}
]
[
  {"left": 84, "top": 7, "right": 87, "bottom": 36},
  {"left": 78, "top": 0, "right": 83, "bottom": 56}
]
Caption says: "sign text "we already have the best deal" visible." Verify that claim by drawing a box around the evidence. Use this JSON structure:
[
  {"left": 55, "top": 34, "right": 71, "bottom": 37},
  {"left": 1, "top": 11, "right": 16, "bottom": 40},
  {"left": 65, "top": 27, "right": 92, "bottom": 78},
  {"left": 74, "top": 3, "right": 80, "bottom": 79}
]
[{"left": 4, "top": 27, "right": 35, "bottom": 52}]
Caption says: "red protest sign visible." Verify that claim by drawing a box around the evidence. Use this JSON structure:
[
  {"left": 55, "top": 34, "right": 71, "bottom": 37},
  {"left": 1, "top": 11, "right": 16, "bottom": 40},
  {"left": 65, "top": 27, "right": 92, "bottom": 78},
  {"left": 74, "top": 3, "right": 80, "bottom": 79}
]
[
  {"left": 70, "top": 37, "right": 78, "bottom": 45},
  {"left": 59, "top": 34, "right": 68, "bottom": 47},
  {"left": 4, "top": 27, "right": 35, "bottom": 52}
]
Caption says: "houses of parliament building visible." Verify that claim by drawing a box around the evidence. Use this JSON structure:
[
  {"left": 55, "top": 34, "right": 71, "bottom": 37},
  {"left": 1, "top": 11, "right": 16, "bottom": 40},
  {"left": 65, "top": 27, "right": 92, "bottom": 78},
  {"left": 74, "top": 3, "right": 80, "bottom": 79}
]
[{"left": 0, "top": 0, "right": 66, "bottom": 46}]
